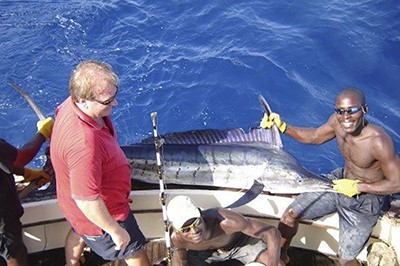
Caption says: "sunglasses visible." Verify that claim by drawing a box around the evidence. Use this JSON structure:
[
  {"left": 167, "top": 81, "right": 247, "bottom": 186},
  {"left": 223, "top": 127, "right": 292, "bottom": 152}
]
[
  {"left": 177, "top": 217, "right": 201, "bottom": 233},
  {"left": 94, "top": 86, "right": 118, "bottom": 105},
  {"left": 334, "top": 106, "right": 362, "bottom": 115}
]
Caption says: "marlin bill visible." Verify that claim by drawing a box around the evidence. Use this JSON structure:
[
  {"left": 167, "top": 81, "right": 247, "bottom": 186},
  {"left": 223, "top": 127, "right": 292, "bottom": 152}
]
[{"left": 122, "top": 126, "right": 334, "bottom": 194}]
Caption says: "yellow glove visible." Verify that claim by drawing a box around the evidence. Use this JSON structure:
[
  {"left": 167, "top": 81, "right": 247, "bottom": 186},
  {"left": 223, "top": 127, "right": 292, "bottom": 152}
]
[
  {"left": 333, "top": 179, "right": 360, "bottom": 197},
  {"left": 37, "top": 117, "right": 54, "bottom": 139},
  {"left": 259, "top": 113, "right": 287, "bottom": 133},
  {"left": 23, "top": 167, "right": 51, "bottom": 188}
]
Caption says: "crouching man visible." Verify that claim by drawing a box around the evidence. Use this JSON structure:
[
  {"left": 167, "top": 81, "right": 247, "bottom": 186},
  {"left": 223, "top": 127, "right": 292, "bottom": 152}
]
[{"left": 167, "top": 195, "right": 285, "bottom": 266}]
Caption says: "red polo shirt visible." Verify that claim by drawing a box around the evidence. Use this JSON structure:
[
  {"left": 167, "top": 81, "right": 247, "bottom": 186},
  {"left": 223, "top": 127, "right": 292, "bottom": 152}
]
[{"left": 50, "top": 97, "right": 131, "bottom": 236}]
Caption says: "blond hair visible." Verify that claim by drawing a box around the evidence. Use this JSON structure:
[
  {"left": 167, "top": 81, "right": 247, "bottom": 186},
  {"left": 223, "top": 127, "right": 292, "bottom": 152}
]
[{"left": 69, "top": 60, "right": 118, "bottom": 101}]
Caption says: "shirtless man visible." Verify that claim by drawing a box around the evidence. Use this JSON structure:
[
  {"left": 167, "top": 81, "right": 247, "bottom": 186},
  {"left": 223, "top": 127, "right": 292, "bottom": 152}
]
[
  {"left": 166, "top": 195, "right": 285, "bottom": 266},
  {"left": 260, "top": 87, "right": 400, "bottom": 266},
  {"left": 0, "top": 117, "right": 53, "bottom": 266}
]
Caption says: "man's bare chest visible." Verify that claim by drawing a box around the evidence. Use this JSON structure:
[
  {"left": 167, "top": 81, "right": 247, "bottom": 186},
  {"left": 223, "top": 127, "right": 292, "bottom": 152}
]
[{"left": 338, "top": 137, "right": 376, "bottom": 168}]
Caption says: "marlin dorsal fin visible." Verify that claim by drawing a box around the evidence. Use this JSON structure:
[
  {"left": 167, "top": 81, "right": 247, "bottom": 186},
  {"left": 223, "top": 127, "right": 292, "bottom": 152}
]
[
  {"left": 140, "top": 127, "right": 282, "bottom": 148},
  {"left": 140, "top": 96, "right": 283, "bottom": 148}
]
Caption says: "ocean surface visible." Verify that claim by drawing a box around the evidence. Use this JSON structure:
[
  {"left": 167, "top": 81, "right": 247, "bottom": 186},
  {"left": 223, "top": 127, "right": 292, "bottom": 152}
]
[{"left": 0, "top": 0, "right": 399, "bottom": 175}]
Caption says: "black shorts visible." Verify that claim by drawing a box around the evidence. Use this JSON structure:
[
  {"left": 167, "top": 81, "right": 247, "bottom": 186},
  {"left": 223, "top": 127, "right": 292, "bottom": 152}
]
[
  {"left": 0, "top": 219, "right": 25, "bottom": 260},
  {"left": 81, "top": 211, "right": 146, "bottom": 261}
]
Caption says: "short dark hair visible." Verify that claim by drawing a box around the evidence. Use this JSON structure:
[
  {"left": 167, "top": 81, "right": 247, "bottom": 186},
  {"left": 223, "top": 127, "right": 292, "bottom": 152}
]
[{"left": 337, "top": 87, "right": 365, "bottom": 106}]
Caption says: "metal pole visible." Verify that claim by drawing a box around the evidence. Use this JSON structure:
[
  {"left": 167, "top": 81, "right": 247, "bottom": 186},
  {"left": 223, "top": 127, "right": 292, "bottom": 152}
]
[{"left": 150, "top": 112, "right": 172, "bottom": 265}]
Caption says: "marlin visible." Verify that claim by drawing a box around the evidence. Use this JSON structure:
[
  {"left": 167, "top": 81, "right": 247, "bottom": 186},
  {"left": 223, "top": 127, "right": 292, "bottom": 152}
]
[{"left": 122, "top": 99, "right": 334, "bottom": 194}]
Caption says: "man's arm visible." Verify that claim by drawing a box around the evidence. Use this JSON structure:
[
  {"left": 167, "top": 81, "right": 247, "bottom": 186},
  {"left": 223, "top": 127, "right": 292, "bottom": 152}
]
[
  {"left": 285, "top": 114, "right": 336, "bottom": 145},
  {"left": 170, "top": 232, "right": 189, "bottom": 266},
  {"left": 219, "top": 209, "right": 281, "bottom": 266},
  {"left": 171, "top": 248, "right": 189, "bottom": 266},
  {"left": 358, "top": 132, "right": 400, "bottom": 195},
  {"left": 13, "top": 133, "right": 46, "bottom": 172},
  {"left": 75, "top": 198, "right": 131, "bottom": 250},
  {"left": 13, "top": 117, "right": 54, "bottom": 169},
  {"left": 260, "top": 112, "right": 336, "bottom": 144}
]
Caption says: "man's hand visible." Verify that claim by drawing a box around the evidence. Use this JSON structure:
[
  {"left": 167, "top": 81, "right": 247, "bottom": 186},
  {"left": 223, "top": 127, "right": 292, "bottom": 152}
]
[
  {"left": 110, "top": 226, "right": 131, "bottom": 250},
  {"left": 37, "top": 117, "right": 54, "bottom": 139},
  {"left": 333, "top": 179, "right": 360, "bottom": 197},
  {"left": 23, "top": 167, "right": 51, "bottom": 188},
  {"left": 259, "top": 113, "right": 287, "bottom": 133}
]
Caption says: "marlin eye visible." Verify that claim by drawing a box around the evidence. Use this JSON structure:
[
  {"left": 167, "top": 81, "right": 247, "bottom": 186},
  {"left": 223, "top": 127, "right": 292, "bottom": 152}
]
[{"left": 296, "top": 175, "right": 303, "bottom": 183}]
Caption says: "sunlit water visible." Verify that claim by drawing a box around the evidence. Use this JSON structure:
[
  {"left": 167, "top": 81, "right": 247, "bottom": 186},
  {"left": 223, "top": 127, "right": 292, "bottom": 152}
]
[{"left": 0, "top": 1, "right": 399, "bottom": 176}]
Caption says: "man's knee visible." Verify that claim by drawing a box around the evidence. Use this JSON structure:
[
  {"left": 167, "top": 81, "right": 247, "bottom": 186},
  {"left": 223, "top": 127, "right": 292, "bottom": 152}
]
[
  {"left": 280, "top": 208, "right": 300, "bottom": 225},
  {"left": 338, "top": 257, "right": 361, "bottom": 266},
  {"left": 124, "top": 249, "right": 150, "bottom": 265},
  {"left": 278, "top": 208, "right": 300, "bottom": 237},
  {"left": 6, "top": 244, "right": 28, "bottom": 266}
]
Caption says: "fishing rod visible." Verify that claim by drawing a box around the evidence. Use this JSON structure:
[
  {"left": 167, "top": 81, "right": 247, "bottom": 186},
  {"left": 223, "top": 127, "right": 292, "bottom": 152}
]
[
  {"left": 7, "top": 82, "right": 49, "bottom": 199},
  {"left": 150, "top": 112, "right": 172, "bottom": 265}
]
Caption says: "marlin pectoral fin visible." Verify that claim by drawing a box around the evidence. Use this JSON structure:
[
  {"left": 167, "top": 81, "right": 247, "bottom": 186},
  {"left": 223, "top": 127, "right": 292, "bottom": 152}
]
[{"left": 225, "top": 180, "right": 264, "bottom": 209}]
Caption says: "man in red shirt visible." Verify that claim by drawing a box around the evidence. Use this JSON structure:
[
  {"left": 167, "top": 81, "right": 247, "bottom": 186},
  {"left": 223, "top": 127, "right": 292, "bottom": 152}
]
[{"left": 50, "top": 60, "right": 150, "bottom": 266}]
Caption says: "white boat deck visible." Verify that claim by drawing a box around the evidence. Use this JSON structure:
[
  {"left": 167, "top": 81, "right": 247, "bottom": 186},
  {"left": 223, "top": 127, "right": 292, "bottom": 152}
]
[{"left": 21, "top": 188, "right": 400, "bottom": 265}]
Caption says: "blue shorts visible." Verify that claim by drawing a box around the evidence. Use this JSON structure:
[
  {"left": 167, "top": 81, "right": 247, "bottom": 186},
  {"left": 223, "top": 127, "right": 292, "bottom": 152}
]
[
  {"left": 81, "top": 211, "right": 146, "bottom": 261},
  {"left": 187, "top": 234, "right": 267, "bottom": 265},
  {"left": 289, "top": 168, "right": 384, "bottom": 260}
]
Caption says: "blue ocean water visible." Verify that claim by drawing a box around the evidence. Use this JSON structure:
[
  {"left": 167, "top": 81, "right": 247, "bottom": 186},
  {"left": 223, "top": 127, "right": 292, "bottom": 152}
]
[{"left": 0, "top": 1, "right": 399, "bottom": 175}]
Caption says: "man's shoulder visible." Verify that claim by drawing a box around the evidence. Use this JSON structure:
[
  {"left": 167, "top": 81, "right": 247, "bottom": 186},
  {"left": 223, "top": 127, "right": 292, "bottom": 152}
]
[
  {"left": 0, "top": 139, "right": 17, "bottom": 168},
  {"left": 364, "top": 124, "right": 393, "bottom": 142},
  {"left": 367, "top": 123, "right": 388, "bottom": 134},
  {"left": 204, "top": 208, "right": 246, "bottom": 229},
  {"left": 204, "top": 207, "right": 223, "bottom": 213},
  {"left": 202, "top": 207, "right": 227, "bottom": 219},
  {"left": 0, "top": 139, "right": 15, "bottom": 151},
  {"left": 326, "top": 114, "right": 341, "bottom": 133},
  {"left": 170, "top": 230, "right": 188, "bottom": 249}
]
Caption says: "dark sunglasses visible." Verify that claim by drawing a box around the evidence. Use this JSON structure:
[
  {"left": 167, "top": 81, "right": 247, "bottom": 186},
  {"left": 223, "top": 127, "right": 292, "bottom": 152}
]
[
  {"left": 94, "top": 86, "right": 118, "bottom": 105},
  {"left": 177, "top": 217, "right": 201, "bottom": 233},
  {"left": 334, "top": 106, "right": 362, "bottom": 115}
]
